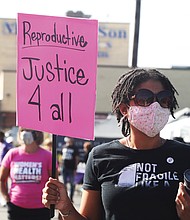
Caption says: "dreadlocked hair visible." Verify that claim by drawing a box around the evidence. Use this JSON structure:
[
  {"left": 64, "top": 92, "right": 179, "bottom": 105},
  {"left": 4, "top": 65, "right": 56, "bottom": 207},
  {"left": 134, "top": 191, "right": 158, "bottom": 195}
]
[{"left": 111, "top": 68, "right": 179, "bottom": 137}]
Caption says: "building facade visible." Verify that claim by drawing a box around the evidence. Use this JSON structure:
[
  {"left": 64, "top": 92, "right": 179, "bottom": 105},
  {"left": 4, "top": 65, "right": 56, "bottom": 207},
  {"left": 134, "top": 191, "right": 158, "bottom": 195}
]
[{"left": 0, "top": 18, "right": 190, "bottom": 129}]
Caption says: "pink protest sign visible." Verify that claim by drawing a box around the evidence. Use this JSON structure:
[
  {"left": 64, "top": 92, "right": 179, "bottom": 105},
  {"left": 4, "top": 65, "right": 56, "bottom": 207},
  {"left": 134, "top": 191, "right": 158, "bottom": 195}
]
[{"left": 17, "top": 13, "right": 98, "bottom": 140}]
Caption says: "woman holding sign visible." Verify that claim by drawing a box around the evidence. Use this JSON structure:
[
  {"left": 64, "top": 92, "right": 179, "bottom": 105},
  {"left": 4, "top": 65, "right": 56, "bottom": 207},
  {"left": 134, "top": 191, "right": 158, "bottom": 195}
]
[
  {"left": 42, "top": 68, "right": 190, "bottom": 220},
  {"left": 0, "top": 128, "right": 57, "bottom": 220}
]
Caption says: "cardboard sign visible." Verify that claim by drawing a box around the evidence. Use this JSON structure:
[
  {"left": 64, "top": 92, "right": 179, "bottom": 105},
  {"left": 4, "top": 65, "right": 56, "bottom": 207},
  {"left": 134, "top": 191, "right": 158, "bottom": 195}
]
[{"left": 17, "top": 13, "right": 98, "bottom": 140}]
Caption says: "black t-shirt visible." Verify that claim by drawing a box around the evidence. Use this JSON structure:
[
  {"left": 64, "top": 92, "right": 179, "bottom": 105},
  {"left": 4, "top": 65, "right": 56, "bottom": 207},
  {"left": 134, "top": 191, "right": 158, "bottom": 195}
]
[
  {"left": 83, "top": 139, "right": 190, "bottom": 220},
  {"left": 62, "top": 145, "right": 78, "bottom": 170}
]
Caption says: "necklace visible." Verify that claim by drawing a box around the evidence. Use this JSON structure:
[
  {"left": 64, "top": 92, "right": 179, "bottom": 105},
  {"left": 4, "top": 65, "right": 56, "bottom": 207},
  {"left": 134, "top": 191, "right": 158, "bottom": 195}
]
[
  {"left": 125, "top": 136, "right": 166, "bottom": 149},
  {"left": 125, "top": 136, "right": 133, "bottom": 148}
]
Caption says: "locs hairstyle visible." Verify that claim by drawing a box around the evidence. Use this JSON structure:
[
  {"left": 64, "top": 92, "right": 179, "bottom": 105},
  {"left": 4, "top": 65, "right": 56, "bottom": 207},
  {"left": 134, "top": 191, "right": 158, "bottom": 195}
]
[{"left": 111, "top": 68, "right": 179, "bottom": 137}]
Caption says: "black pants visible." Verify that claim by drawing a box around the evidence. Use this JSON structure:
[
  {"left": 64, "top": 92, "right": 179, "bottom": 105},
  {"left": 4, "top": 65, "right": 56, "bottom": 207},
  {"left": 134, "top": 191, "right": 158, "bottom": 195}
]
[{"left": 7, "top": 202, "right": 51, "bottom": 220}]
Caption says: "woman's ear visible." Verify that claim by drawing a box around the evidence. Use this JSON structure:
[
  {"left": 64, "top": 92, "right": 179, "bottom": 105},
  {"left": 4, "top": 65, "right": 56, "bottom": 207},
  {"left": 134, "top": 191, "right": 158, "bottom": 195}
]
[{"left": 119, "top": 103, "right": 128, "bottom": 116}]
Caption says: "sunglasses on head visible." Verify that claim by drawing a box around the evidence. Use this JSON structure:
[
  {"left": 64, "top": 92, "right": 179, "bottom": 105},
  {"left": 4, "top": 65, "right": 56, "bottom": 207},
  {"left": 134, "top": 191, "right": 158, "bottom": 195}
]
[{"left": 130, "top": 89, "right": 173, "bottom": 108}]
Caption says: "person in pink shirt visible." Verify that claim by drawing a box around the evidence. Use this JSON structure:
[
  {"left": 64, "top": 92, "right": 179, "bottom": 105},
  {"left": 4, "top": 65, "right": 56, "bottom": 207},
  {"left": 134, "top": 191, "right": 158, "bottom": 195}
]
[{"left": 0, "top": 127, "right": 57, "bottom": 220}]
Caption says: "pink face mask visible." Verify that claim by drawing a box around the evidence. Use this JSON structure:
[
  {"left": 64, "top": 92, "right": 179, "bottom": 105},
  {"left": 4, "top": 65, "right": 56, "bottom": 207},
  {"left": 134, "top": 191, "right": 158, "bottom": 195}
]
[{"left": 128, "top": 102, "right": 170, "bottom": 137}]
